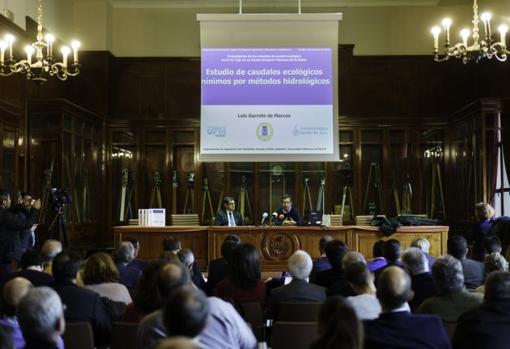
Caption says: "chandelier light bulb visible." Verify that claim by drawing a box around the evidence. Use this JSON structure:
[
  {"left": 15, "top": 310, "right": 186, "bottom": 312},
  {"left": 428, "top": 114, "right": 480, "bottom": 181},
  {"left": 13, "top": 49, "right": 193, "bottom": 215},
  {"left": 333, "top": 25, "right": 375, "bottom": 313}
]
[
  {"left": 499, "top": 24, "right": 509, "bottom": 34},
  {"left": 45, "top": 33, "right": 55, "bottom": 44},
  {"left": 0, "top": 41, "right": 7, "bottom": 50},
  {"left": 480, "top": 12, "right": 492, "bottom": 22},
  {"left": 431, "top": 26, "right": 441, "bottom": 36},
  {"left": 460, "top": 28, "right": 470, "bottom": 47},
  {"left": 441, "top": 18, "right": 452, "bottom": 28},
  {"left": 498, "top": 24, "right": 508, "bottom": 46},
  {"left": 4, "top": 34, "right": 14, "bottom": 44},
  {"left": 71, "top": 40, "right": 81, "bottom": 50},
  {"left": 24, "top": 45, "right": 34, "bottom": 55}
]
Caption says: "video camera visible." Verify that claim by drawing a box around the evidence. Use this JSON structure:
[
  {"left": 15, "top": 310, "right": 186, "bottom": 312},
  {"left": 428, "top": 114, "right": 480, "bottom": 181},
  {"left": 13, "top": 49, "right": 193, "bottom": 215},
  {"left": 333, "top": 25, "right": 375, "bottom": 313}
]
[{"left": 48, "top": 188, "right": 72, "bottom": 209}]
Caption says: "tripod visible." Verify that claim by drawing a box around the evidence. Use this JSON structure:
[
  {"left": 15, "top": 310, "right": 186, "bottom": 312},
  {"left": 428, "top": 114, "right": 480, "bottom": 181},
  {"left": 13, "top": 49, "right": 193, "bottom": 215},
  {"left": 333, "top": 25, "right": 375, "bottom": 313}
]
[
  {"left": 302, "top": 177, "right": 313, "bottom": 216},
  {"left": 171, "top": 170, "right": 178, "bottom": 214},
  {"left": 362, "top": 163, "right": 384, "bottom": 215},
  {"left": 48, "top": 205, "right": 68, "bottom": 247},
  {"left": 430, "top": 160, "right": 446, "bottom": 219},
  {"left": 401, "top": 174, "right": 413, "bottom": 214},
  {"left": 183, "top": 173, "right": 195, "bottom": 214},
  {"left": 119, "top": 169, "right": 129, "bottom": 222},
  {"left": 238, "top": 175, "right": 253, "bottom": 223},
  {"left": 150, "top": 171, "right": 163, "bottom": 208},
  {"left": 316, "top": 178, "right": 326, "bottom": 212},
  {"left": 340, "top": 185, "right": 354, "bottom": 221},
  {"left": 201, "top": 178, "right": 215, "bottom": 224}
]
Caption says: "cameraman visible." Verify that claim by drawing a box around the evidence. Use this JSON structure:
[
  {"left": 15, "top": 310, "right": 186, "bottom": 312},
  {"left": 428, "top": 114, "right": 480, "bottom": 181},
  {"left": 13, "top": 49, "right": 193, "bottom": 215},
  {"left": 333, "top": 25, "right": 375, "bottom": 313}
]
[
  {"left": 10, "top": 192, "right": 38, "bottom": 253},
  {"left": 0, "top": 189, "right": 41, "bottom": 273}
]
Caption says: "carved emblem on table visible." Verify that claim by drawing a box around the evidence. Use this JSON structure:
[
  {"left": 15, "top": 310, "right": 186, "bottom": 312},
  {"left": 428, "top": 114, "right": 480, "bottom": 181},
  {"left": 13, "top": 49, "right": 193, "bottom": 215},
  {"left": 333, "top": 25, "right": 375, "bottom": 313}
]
[{"left": 262, "top": 232, "right": 300, "bottom": 261}]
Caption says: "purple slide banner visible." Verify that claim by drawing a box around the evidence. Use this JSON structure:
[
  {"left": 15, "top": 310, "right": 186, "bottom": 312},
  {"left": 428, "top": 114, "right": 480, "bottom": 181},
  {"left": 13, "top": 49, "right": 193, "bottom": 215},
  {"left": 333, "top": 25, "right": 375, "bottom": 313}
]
[{"left": 201, "top": 48, "right": 332, "bottom": 106}]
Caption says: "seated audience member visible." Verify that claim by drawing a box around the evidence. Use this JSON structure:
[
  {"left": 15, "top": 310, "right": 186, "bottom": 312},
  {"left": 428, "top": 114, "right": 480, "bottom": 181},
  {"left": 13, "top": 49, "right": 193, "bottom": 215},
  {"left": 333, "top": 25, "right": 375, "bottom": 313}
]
[
  {"left": 153, "top": 338, "right": 201, "bottom": 349},
  {"left": 313, "top": 240, "right": 348, "bottom": 289},
  {"left": 40, "top": 240, "right": 62, "bottom": 275},
  {"left": 124, "top": 260, "right": 169, "bottom": 323},
  {"left": 453, "top": 271, "right": 510, "bottom": 349},
  {"left": 484, "top": 234, "right": 502, "bottom": 255},
  {"left": 472, "top": 202, "right": 496, "bottom": 261},
  {"left": 411, "top": 237, "right": 436, "bottom": 269},
  {"left": 310, "top": 234, "right": 334, "bottom": 282},
  {"left": 206, "top": 235, "right": 241, "bottom": 295},
  {"left": 1, "top": 278, "right": 64, "bottom": 349},
  {"left": 177, "top": 249, "right": 206, "bottom": 290},
  {"left": 364, "top": 266, "right": 451, "bottom": 349},
  {"left": 419, "top": 255, "right": 482, "bottom": 330},
  {"left": 328, "top": 251, "right": 365, "bottom": 297},
  {"left": 82, "top": 252, "right": 132, "bottom": 304},
  {"left": 215, "top": 243, "right": 266, "bottom": 305},
  {"left": 113, "top": 241, "right": 142, "bottom": 289},
  {"left": 345, "top": 262, "right": 381, "bottom": 320},
  {"left": 163, "top": 286, "right": 209, "bottom": 339},
  {"left": 448, "top": 235, "right": 485, "bottom": 289},
  {"left": 17, "top": 287, "right": 65, "bottom": 349},
  {"left": 475, "top": 252, "right": 509, "bottom": 294},
  {"left": 124, "top": 238, "right": 147, "bottom": 272},
  {"left": 138, "top": 262, "right": 256, "bottom": 349},
  {"left": 0, "top": 324, "right": 14, "bottom": 349},
  {"left": 401, "top": 247, "right": 436, "bottom": 312},
  {"left": 310, "top": 296, "right": 363, "bottom": 349},
  {"left": 163, "top": 238, "right": 202, "bottom": 279},
  {"left": 50, "top": 251, "right": 111, "bottom": 346},
  {"left": 374, "top": 239, "right": 403, "bottom": 282},
  {"left": 367, "top": 240, "right": 387, "bottom": 272},
  {"left": 269, "top": 250, "right": 326, "bottom": 318},
  {"left": 1, "top": 250, "right": 53, "bottom": 287}
]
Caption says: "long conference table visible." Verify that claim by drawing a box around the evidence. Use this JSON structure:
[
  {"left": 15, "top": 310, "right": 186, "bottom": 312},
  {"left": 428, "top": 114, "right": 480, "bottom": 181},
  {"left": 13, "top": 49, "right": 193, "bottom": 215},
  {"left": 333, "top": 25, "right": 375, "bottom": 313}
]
[{"left": 113, "top": 225, "right": 449, "bottom": 272}]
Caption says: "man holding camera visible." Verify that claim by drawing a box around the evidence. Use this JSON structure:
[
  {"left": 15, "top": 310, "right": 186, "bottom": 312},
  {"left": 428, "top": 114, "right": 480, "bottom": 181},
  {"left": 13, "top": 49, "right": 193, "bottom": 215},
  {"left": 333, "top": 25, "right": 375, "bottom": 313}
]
[
  {"left": 10, "top": 192, "right": 38, "bottom": 253},
  {"left": 0, "top": 189, "right": 41, "bottom": 273}
]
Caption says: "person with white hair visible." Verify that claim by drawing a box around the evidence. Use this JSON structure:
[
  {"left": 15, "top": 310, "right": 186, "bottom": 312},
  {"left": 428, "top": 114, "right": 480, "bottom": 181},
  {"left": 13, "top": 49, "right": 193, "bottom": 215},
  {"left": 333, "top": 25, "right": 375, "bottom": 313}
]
[
  {"left": 40, "top": 240, "right": 62, "bottom": 275},
  {"left": 411, "top": 237, "right": 435, "bottom": 269},
  {"left": 17, "top": 287, "right": 65, "bottom": 349},
  {"left": 177, "top": 248, "right": 206, "bottom": 291},
  {"left": 401, "top": 247, "right": 435, "bottom": 312},
  {"left": 328, "top": 251, "right": 367, "bottom": 297},
  {"left": 113, "top": 241, "right": 142, "bottom": 289},
  {"left": 269, "top": 250, "right": 326, "bottom": 319},
  {"left": 475, "top": 252, "right": 510, "bottom": 294}
]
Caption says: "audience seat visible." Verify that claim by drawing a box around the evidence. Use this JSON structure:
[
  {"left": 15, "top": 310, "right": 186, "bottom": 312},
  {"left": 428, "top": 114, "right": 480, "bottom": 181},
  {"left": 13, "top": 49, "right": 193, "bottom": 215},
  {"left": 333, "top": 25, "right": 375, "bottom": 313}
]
[
  {"left": 277, "top": 302, "right": 322, "bottom": 322},
  {"left": 111, "top": 322, "right": 139, "bottom": 349},
  {"left": 62, "top": 322, "right": 94, "bottom": 349},
  {"left": 171, "top": 214, "right": 200, "bottom": 226},
  {"left": 240, "top": 302, "right": 265, "bottom": 342},
  {"left": 271, "top": 322, "right": 318, "bottom": 349}
]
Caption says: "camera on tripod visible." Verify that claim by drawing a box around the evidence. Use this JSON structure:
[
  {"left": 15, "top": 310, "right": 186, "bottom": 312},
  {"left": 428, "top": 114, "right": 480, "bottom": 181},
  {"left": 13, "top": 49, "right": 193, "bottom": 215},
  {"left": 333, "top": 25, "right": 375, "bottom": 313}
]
[
  {"left": 187, "top": 173, "right": 195, "bottom": 186},
  {"left": 48, "top": 188, "right": 72, "bottom": 210}
]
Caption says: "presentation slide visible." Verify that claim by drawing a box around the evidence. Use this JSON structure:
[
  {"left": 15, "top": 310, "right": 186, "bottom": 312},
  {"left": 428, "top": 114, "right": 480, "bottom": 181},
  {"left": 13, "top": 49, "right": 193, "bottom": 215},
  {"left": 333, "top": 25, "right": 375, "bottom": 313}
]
[{"left": 200, "top": 48, "right": 334, "bottom": 157}]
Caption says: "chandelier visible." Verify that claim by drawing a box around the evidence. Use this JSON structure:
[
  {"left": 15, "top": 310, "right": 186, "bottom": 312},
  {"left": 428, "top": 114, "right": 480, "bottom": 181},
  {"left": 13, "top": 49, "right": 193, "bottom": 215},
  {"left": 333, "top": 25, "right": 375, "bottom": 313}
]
[
  {"left": 430, "top": 0, "right": 509, "bottom": 63},
  {"left": 0, "top": 0, "right": 81, "bottom": 83}
]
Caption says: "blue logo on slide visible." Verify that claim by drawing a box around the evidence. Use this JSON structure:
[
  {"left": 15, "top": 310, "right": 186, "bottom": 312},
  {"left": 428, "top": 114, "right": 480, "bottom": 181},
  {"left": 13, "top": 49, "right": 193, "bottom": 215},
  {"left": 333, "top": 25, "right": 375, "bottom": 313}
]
[
  {"left": 207, "top": 127, "right": 226, "bottom": 137},
  {"left": 256, "top": 123, "right": 273, "bottom": 142}
]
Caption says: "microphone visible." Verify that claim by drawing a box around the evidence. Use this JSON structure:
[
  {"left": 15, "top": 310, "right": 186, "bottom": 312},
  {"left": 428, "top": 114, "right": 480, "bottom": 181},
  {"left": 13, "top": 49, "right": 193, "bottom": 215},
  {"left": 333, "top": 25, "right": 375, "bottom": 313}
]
[
  {"left": 271, "top": 211, "right": 280, "bottom": 225},
  {"left": 261, "top": 212, "right": 269, "bottom": 225}
]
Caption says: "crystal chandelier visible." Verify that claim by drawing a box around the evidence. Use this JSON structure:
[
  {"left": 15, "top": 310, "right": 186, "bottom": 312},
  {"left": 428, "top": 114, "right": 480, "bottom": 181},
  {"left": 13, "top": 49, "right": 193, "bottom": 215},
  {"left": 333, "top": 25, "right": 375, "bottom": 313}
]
[
  {"left": 0, "top": 0, "right": 81, "bottom": 83},
  {"left": 430, "top": 0, "right": 509, "bottom": 63}
]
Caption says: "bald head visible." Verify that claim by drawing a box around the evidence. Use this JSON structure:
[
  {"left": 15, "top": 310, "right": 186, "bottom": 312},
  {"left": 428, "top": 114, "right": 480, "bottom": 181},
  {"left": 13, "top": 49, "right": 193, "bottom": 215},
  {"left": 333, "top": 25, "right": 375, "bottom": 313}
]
[
  {"left": 41, "top": 240, "right": 63, "bottom": 261},
  {"left": 158, "top": 262, "right": 191, "bottom": 299},
  {"left": 2, "top": 277, "right": 33, "bottom": 317},
  {"left": 376, "top": 266, "right": 411, "bottom": 311}
]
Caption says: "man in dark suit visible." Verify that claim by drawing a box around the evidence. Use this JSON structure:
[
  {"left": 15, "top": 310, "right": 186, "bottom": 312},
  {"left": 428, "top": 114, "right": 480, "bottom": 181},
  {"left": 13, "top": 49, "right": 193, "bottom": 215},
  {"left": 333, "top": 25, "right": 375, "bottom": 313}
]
[
  {"left": 0, "top": 189, "right": 40, "bottom": 273},
  {"left": 124, "top": 237, "right": 147, "bottom": 272},
  {"left": 9, "top": 192, "right": 37, "bottom": 254},
  {"left": 310, "top": 234, "right": 333, "bottom": 283},
  {"left": 50, "top": 250, "right": 111, "bottom": 346},
  {"left": 113, "top": 241, "right": 142, "bottom": 289},
  {"left": 313, "top": 240, "right": 348, "bottom": 289},
  {"left": 206, "top": 235, "right": 241, "bottom": 295},
  {"left": 214, "top": 196, "right": 244, "bottom": 227},
  {"left": 269, "top": 250, "right": 326, "bottom": 319},
  {"left": 448, "top": 235, "right": 485, "bottom": 289},
  {"left": 364, "top": 266, "right": 451, "bottom": 349},
  {"left": 274, "top": 194, "right": 303, "bottom": 225},
  {"left": 401, "top": 247, "right": 436, "bottom": 312},
  {"left": 453, "top": 271, "right": 510, "bottom": 349}
]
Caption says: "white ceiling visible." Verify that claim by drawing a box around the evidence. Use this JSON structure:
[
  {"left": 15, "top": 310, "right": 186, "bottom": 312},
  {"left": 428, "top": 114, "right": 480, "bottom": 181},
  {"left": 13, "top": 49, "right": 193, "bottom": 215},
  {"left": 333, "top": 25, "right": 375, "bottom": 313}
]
[{"left": 106, "top": 0, "right": 442, "bottom": 9}]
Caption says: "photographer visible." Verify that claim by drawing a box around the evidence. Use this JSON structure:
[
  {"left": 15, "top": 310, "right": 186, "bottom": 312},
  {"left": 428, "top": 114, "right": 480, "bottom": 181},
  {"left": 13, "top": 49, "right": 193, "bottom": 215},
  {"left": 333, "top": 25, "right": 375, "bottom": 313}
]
[
  {"left": 10, "top": 192, "right": 38, "bottom": 254},
  {"left": 0, "top": 189, "right": 40, "bottom": 273}
]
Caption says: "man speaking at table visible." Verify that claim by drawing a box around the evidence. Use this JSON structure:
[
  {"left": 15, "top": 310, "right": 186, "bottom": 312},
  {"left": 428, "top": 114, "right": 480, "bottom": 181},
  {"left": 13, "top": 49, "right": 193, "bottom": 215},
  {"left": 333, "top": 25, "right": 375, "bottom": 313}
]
[
  {"left": 274, "top": 194, "right": 303, "bottom": 226},
  {"left": 215, "top": 196, "right": 244, "bottom": 227}
]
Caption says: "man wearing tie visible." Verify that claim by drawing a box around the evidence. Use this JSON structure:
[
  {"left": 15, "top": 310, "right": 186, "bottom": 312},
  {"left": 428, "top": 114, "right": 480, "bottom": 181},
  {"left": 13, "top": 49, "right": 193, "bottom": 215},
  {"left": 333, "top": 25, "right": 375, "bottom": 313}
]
[{"left": 215, "top": 196, "right": 244, "bottom": 227}]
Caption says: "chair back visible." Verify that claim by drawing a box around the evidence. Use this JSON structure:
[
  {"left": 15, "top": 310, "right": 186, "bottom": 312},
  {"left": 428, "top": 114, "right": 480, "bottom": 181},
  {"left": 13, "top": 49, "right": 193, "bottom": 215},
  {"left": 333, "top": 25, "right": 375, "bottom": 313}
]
[
  {"left": 277, "top": 302, "right": 322, "bottom": 322},
  {"left": 271, "top": 322, "right": 318, "bottom": 349},
  {"left": 240, "top": 302, "right": 265, "bottom": 341},
  {"left": 171, "top": 214, "right": 199, "bottom": 226},
  {"left": 62, "top": 322, "right": 94, "bottom": 349},
  {"left": 111, "top": 322, "right": 139, "bottom": 349}
]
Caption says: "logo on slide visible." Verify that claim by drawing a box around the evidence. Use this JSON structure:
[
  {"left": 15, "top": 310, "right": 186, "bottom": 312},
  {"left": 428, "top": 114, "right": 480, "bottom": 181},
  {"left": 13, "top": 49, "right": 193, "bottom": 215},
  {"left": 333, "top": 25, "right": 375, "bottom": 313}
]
[
  {"left": 256, "top": 123, "right": 273, "bottom": 142},
  {"left": 207, "top": 127, "right": 226, "bottom": 137},
  {"left": 293, "top": 125, "right": 300, "bottom": 136}
]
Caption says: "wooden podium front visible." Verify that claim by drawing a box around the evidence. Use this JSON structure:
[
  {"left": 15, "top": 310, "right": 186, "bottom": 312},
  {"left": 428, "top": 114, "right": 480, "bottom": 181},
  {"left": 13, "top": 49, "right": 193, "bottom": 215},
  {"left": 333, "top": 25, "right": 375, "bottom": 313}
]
[{"left": 113, "top": 225, "right": 449, "bottom": 272}]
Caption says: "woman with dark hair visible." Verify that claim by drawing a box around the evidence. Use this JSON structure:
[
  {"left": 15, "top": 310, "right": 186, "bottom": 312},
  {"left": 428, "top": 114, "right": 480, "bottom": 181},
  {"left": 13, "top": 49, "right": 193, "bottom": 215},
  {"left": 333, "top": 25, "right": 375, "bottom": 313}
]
[
  {"left": 310, "top": 296, "right": 363, "bottom": 349},
  {"left": 82, "top": 252, "right": 132, "bottom": 304},
  {"left": 123, "top": 260, "right": 169, "bottom": 322},
  {"left": 214, "top": 243, "right": 266, "bottom": 304}
]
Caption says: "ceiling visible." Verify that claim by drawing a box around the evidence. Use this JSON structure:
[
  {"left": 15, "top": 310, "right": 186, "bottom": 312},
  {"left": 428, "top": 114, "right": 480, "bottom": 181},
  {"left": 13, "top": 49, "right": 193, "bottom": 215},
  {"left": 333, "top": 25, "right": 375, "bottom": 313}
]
[{"left": 106, "top": 0, "right": 444, "bottom": 9}]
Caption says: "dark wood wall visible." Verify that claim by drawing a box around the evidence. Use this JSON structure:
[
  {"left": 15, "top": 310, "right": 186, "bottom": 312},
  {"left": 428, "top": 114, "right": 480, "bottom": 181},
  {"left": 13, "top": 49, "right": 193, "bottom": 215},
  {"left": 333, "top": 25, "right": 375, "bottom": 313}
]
[{"left": 2, "top": 15, "right": 510, "bottom": 247}]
